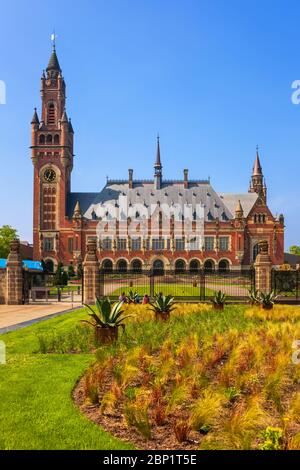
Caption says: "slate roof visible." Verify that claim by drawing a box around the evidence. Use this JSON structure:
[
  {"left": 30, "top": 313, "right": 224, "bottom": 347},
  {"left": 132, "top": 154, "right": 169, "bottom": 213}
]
[
  {"left": 218, "top": 193, "right": 258, "bottom": 218},
  {"left": 67, "top": 181, "right": 258, "bottom": 222},
  {"left": 47, "top": 50, "right": 61, "bottom": 71}
]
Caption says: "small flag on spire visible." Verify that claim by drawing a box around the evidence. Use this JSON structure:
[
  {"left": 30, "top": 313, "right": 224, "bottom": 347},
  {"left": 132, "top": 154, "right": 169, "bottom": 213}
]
[{"left": 51, "top": 30, "right": 57, "bottom": 49}]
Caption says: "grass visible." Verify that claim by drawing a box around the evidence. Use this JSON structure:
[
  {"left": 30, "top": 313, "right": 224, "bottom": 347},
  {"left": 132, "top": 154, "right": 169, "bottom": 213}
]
[
  {"left": 108, "top": 284, "right": 215, "bottom": 298},
  {"left": 0, "top": 309, "right": 134, "bottom": 450}
]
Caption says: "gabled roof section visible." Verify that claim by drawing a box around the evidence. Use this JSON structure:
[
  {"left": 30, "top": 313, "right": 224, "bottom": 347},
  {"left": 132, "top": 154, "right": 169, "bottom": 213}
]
[{"left": 219, "top": 193, "right": 258, "bottom": 218}]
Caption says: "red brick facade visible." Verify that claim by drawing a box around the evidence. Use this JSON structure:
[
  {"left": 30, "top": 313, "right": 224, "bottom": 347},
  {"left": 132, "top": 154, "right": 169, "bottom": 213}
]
[{"left": 31, "top": 48, "right": 284, "bottom": 272}]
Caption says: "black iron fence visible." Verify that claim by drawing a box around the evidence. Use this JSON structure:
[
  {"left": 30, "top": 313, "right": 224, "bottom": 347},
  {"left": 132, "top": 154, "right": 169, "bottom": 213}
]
[
  {"left": 22, "top": 271, "right": 84, "bottom": 304},
  {"left": 99, "top": 268, "right": 255, "bottom": 302},
  {"left": 272, "top": 269, "right": 300, "bottom": 302}
]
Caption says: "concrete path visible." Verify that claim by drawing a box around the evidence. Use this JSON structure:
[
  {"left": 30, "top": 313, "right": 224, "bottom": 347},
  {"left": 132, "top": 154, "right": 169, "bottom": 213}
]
[{"left": 0, "top": 303, "right": 82, "bottom": 334}]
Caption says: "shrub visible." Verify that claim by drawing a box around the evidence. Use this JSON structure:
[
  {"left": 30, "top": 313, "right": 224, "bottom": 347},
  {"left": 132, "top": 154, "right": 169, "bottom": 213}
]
[
  {"left": 189, "top": 389, "right": 225, "bottom": 430},
  {"left": 173, "top": 419, "right": 190, "bottom": 443},
  {"left": 124, "top": 403, "right": 152, "bottom": 439},
  {"left": 259, "top": 426, "right": 283, "bottom": 450}
]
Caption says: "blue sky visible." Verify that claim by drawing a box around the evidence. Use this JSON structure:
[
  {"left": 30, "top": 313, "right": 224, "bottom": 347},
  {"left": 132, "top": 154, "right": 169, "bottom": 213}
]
[{"left": 0, "top": 0, "right": 299, "bottom": 248}]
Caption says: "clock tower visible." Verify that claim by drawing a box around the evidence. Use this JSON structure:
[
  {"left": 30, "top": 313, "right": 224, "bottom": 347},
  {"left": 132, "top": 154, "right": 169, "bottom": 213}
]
[{"left": 31, "top": 42, "right": 74, "bottom": 267}]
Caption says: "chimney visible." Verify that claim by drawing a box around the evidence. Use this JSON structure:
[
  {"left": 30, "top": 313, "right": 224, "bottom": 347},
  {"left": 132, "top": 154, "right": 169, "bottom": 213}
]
[
  {"left": 128, "top": 169, "right": 133, "bottom": 189},
  {"left": 184, "top": 169, "right": 188, "bottom": 189}
]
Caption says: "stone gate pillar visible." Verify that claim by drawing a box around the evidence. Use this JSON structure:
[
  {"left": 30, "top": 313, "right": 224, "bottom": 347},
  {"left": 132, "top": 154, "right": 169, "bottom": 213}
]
[
  {"left": 83, "top": 239, "right": 100, "bottom": 304},
  {"left": 254, "top": 240, "right": 272, "bottom": 293},
  {"left": 6, "top": 239, "right": 23, "bottom": 305}
]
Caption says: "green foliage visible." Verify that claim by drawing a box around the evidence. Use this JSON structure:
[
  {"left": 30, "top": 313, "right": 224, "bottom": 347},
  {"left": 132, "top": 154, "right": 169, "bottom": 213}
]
[
  {"left": 124, "top": 403, "right": 151, "bottom": 439},
  {"left": 149, "top": 294, "right": 177, "bottom": 315},
  {"left": 54, "top": 262, "right": 68, "bottom": 287},
  {"left": 36, "top": 324, "right": 93, "bottom": 353},
  {"left": 259, "top": 427, "right": 283, "bottom": 450},
  {"left": 0, "top": 225, "right": 18, "bottom": 258},
  {"left": 68, "top": 264, "right": 76, "bottom": 278},
  {"left": 212, "top": 290, "right": 227, "bottom": 306},
  {"left": 248, "top": 289, "right": 260, "bottom": 305},
  {"left": 82, "top": 297, "right": 132, "bottom": 330},
  {"left": 77, "top": 263, "right": 83, "bottom": 280},
  {"left": 290, "top": 245, "right": 300, "bottom": 255},
  {"left": 224, "top": 386, "right": 241, "bottom": 403},
  {"left": 256, "top": 290, "right": 277, "bottom": 308},
  {"left": 127, "top": 290, "right": 139, "bottom": 303}
]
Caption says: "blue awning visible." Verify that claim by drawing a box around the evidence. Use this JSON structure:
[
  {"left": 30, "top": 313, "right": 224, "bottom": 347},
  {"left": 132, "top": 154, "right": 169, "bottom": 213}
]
[{"left": 0, "top": 259, "right": 43, "bottom": 271}]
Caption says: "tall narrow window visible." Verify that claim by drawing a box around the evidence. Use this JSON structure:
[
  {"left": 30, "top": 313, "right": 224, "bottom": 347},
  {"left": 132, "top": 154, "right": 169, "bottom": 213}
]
[
  {"left": 42, "top": 186, "right": 56, "bottom": 230},
  {"left": 68, "top": 237, "right": 73, "bottom": 253},
  {"left": 47, "top": 103, "right": 55, "bottom": 125}
]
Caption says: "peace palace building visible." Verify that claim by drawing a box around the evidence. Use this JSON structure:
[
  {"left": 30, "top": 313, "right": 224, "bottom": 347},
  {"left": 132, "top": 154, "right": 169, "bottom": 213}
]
[{"left": 31, "top": 46, "right": 284, "bottom": 273}]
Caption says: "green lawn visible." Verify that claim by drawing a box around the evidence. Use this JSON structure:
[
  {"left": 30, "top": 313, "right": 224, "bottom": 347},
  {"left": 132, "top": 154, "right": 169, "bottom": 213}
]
[
  {"left": 0, "top": 309, "right": 133, "bottom": 450},
  {"left": 108, "top": 284, "right": 215, "bottom": 298}
]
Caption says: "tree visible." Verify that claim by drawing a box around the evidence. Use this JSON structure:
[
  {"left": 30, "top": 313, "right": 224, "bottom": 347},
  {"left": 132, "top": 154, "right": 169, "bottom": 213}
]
[
  {"left": 0, "top": 225, "right": 18, "bottom": 258},
  {"left": 54, "top": 262, "right": 68, "bottom": 287},
  {"left": 68, "top": 264, "right": 75, "bottom": 278},
  {"left": 290, "top": 246, "right": 300, "bottom": 255},
  {"left": 77, "top": 263, "right": 83, "bottom": 280}
]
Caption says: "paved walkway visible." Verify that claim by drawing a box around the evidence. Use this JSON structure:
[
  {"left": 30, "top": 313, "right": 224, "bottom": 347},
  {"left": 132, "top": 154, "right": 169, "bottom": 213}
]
[{"left": 0, "top": 303, "right": 82, "bottom": 333}]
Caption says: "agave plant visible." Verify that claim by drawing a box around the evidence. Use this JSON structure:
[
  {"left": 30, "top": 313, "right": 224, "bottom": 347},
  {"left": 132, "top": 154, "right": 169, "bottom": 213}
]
[
  {"left": 149, "top": 294, "right": 177, "bottom": 321},
  {"left": 211, "top": 291, "right": 226, "bottom": 310},
  {"left": 82, "top": 297, "right": 132, "bottom": 344},
  {"left": 127, "top": 290, "right": 139, "bottom": 304},
  {"left": 256, "top": 290, "right": 277, "bottom": 310},
  {"left": 248, "top": 288, "right": 260, "bottom": 305}
]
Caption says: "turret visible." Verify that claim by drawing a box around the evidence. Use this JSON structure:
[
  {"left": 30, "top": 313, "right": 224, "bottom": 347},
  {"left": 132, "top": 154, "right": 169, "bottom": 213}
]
[{"left": 249, "top": 146, "right": 266, "bottom": 202}]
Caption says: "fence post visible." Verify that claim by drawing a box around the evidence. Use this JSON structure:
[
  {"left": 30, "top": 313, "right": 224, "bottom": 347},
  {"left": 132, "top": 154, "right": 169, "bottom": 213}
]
[
  {"left": 200, "top": 269, "right": 205, "bottom": 301},
  {"left": 150, "top": 271, "right": 154, "bottom": 298},
  {"left": 254, "top": 240, "right": 272, "bottom": 293},
  {"left": 99, "top": 271, "right": 104, "bottom": 298},
  {"left": 83, "top": 240, "right": 100, "bottom": 304},
  {"left": 6, "top": 239, "right": 23, "bottom": 305}
]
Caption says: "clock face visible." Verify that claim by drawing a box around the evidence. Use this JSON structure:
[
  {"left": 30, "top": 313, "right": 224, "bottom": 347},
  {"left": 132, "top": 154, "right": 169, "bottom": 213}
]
[{"left": 44, "top": 168, "right": 56, "bottom": 183}]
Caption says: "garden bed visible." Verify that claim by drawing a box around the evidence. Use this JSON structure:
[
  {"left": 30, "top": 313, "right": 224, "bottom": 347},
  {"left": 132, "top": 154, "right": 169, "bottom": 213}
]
[{"left": 73, "top": 304, "right": 300, "bottom": 450}]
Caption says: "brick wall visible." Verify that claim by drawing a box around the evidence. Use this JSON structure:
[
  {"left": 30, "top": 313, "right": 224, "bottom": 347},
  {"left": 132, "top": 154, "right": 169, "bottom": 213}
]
[{"left": 0, "top": 269, "right": 6, "bottom": 304}]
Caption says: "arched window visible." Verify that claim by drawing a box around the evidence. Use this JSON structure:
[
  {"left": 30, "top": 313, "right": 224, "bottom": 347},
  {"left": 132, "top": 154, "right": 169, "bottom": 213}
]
[
  {"left": 39, "top": 134, "right": 45, "bottom": 144},
  {"left": 46, "top": 134, "right": 53, "bottom": 144},
  {"left": 47, "top": 103, "right": 55, "bottom": 125},
  {"left": 253, "top": 243, "right": 260, "bottom": 262},
  {"left": 116, "top": 259, "right": 128, "bottom": 272},
  {"left": 102, "top": 259, "right": 113, "bottom": 273},
  {"left": 175, "top": 259, "right": 186, "bottom": 274},
  {"left": 54, "top": 134, "right": 60, "bottom": 144},
  {"left": 153, "top": 259, "right": 164, "bottom": 275},
  {"left": 44, "top": 259, "right": 54, "bottom": 273},
  {"left": 190, "top": 259, "right": 200, "bottom": 273},
  {"left": 204, "top": 259, "right": 215, "bottom": 272},
  {"left": 131, "top": 259, "right": 142, "bottom": 273},
  {"left": 218, "top": 259, "right": 229, "bottom": 273}
]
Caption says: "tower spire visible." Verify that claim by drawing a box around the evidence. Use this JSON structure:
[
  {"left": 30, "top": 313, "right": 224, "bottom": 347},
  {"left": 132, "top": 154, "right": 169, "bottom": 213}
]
[
  {"left": 47, "top": 31, "right": 61, "bottom": 75},
  {"left": 249, "top": 146, "right": 266, "bottom": 202},
  {"left": 154, "top": 134, "right": 162, "bottom": 190},
  {"left": 253, "top": 145, "right": 262, "bottom": 176},
  {"left": 155, "top": 134, "right": 162, "bottom": 168}
]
